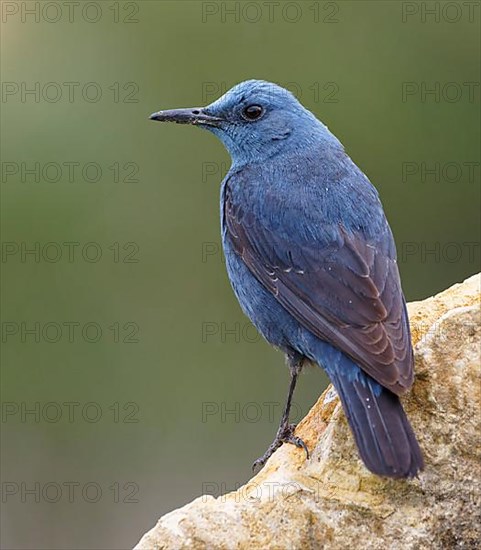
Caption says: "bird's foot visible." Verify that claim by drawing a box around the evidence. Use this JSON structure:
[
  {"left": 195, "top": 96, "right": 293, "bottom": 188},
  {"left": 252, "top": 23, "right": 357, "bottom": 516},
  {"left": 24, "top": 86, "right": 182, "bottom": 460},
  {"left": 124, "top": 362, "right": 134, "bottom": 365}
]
[{"left": 252, "top": 423, "right": 309, "bottom": 472}]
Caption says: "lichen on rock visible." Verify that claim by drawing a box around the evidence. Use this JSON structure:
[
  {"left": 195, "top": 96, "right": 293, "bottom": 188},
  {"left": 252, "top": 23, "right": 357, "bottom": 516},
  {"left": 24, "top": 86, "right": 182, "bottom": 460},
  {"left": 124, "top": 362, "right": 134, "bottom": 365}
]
[{"left": 135, "top": 274, "right": 481, "bottom": 550}]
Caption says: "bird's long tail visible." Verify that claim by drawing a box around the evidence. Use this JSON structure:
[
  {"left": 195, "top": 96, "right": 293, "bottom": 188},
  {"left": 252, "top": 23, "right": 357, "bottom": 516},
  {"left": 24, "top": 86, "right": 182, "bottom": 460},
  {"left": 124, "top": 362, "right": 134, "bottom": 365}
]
[{"left": 322, "top": 352, "right": 424, "bottom": 478}]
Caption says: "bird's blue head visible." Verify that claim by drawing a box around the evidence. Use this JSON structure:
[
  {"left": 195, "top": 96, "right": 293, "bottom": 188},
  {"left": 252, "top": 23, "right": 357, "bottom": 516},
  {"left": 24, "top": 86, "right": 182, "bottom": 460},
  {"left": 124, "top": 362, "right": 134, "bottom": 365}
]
[{"left": 150, "top": 80, "right": 342, "bottom": 167}]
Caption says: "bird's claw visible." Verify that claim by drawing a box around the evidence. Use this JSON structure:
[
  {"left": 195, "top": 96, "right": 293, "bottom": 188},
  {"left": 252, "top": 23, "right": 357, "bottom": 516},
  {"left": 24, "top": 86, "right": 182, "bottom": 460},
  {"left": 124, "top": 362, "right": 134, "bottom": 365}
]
[{"left": 252, "top": 423, "right": 309, "bottom": 472}]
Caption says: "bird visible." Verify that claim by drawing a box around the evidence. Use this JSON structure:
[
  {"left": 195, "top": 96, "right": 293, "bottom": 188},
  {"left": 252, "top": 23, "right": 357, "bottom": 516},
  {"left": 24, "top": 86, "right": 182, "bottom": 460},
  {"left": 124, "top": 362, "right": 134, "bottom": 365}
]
[{"left": 149, "top": 79, "right": 424, "bottom": 478}]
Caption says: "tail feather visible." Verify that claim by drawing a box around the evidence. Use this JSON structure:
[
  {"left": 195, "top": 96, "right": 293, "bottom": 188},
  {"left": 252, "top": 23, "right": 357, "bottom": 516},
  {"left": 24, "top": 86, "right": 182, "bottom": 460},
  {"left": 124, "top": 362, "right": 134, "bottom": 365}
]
[{"left": 326, "top": 356, "right": 424, "bottom": 478}]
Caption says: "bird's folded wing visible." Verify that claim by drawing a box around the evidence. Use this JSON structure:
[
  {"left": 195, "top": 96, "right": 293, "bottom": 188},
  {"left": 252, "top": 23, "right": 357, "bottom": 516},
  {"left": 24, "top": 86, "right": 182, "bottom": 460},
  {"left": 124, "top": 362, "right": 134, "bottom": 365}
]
[{"left": 223, "top": 183, "right": 413, "bottom": 395}]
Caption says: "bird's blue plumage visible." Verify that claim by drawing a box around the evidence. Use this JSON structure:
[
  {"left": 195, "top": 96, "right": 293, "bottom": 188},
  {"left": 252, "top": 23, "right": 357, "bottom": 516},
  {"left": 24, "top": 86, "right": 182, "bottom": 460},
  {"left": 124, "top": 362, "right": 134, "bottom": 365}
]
[{"left": 151, "top": 79, "right": 424, "bottom": 478}]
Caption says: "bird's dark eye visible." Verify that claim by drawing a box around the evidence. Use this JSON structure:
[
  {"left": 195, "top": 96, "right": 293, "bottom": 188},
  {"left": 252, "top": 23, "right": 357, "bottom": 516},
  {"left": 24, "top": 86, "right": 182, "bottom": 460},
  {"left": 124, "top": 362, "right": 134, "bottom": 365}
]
[{"left": 242, "top": 105, "right": 264, "bottom": 121}]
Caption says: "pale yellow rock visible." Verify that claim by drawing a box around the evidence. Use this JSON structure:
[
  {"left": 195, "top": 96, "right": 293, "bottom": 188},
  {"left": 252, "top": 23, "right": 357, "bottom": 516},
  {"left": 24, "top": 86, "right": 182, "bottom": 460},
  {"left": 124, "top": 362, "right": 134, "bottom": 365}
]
[{"left": 135, "top": 274, "right": 481, "bottom": 550}]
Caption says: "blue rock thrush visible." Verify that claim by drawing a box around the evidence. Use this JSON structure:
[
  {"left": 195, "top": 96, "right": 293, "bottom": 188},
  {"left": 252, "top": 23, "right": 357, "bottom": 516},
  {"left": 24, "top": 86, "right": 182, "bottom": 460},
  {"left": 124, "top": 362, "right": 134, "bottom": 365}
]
[{"left": 150, "top": 80, "right": 424, "bottom": 478}]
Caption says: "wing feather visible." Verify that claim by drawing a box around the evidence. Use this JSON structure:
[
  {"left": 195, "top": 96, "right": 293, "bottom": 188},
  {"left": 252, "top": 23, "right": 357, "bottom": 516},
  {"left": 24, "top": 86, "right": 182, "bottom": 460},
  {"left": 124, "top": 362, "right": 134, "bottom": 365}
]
[{"left": 224, "top": 179, "right": 413, "bottom": 394}]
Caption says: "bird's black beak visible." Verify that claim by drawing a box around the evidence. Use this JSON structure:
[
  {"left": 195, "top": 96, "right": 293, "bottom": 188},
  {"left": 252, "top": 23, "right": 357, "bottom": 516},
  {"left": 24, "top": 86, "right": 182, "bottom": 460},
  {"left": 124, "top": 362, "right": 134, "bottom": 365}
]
[{"left": 149, "top": 107, "right": 223, "bottom": 128}]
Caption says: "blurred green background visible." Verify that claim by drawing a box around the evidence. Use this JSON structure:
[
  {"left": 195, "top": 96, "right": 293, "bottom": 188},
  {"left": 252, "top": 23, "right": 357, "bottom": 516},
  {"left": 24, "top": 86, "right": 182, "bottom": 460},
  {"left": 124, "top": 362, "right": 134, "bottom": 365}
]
[{"left": 1, "top": 1, "right": 479, "bottom": 548}]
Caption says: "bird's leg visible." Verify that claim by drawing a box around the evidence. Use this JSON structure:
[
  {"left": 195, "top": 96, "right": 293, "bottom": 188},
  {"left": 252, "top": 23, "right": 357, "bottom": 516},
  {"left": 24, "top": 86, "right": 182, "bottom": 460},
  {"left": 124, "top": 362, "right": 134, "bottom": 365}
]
[{"left": 252, "top": 352, "right": 310, "bottom": 472}]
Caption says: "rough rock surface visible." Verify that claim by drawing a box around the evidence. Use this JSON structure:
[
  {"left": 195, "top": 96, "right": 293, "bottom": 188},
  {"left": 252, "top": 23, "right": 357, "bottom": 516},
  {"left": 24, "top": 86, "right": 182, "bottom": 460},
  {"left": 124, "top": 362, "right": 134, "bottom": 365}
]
[{"left": 135, "top": 274, "right": 481, "bottom": 550}]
